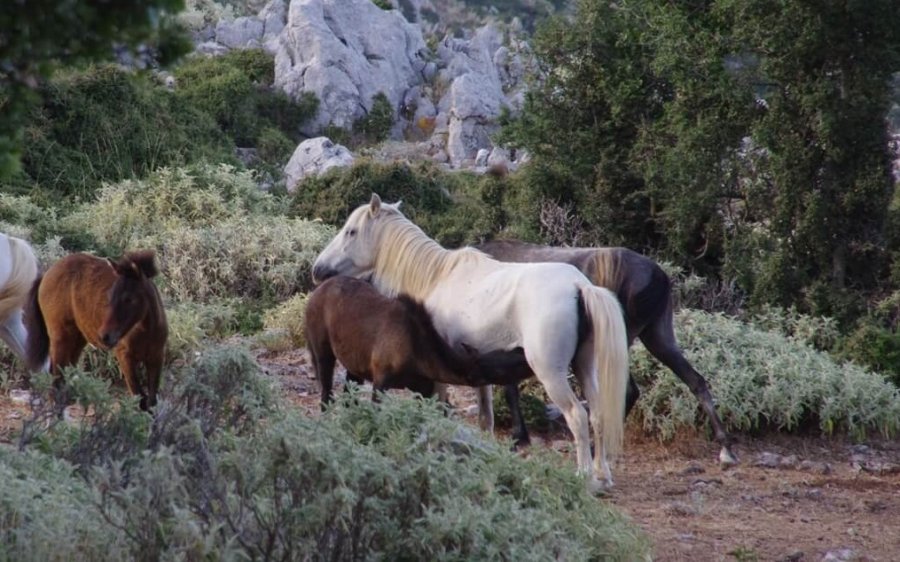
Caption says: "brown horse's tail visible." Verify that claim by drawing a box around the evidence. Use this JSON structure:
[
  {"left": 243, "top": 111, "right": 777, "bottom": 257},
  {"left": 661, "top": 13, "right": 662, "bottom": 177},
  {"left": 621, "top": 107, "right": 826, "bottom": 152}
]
[{"left": 23, "top": 275, "right": 49, "bottom": 372}]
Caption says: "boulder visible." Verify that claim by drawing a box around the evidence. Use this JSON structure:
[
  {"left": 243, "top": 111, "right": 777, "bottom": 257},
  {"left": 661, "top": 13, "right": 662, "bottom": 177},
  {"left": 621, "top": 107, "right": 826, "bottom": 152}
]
[{"left": 284, "top": 137, "right": 354, "bottom": 192}]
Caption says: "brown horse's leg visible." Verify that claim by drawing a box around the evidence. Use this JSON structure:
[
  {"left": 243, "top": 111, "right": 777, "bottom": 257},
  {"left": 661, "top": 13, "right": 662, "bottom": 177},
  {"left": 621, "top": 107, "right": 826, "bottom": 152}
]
[
  {"left": 309, "top": 344, "right": 336, "bottom": 409},
  {"left": 115, "top": 347, "right": 150, "bottom": 410},
  {"left": 48, "top": 330, "right": 86, "bottom": 407},
  {"left": 639, "top": 315, "right": 738, "bottom": 466},
  {"left": 144, "top": 354, "right": 164, "bottom": 410}
]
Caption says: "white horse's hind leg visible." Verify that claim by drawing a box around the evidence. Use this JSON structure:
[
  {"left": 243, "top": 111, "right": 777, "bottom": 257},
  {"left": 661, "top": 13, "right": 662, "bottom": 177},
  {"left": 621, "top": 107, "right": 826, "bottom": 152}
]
[
  {"left": 573, "top": 341, "right": 613, "bottom": 486},
  {"left": 528, "top": 352, "right": 594, "bottom": 481},
  {"left": 476, "top": 384, "right": 494, "bottom": 432},
  {"left": 0, "top": 309, "right": 28, "bottom": 364}
]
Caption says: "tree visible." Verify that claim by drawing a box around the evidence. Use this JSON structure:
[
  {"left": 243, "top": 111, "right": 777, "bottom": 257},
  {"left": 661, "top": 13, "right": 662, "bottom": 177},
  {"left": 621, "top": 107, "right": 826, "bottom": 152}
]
[
  {"left": 0, "top": 0, "right": 187, "bottom": 178},
  {"left": 501, "top": 0, "right": 900, "bottom": 317}
]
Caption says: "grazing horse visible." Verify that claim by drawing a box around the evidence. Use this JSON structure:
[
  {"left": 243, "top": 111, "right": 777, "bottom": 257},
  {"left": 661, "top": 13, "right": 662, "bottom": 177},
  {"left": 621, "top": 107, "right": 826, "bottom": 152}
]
[
  {"left": 305, "top": 275, "right": 531, "bottom": 407},
  {"left": 24, "top": 251, "right": 168, "bottom": 411},
  {"left": 0, "top": 233, "right": 39, "bottom": 364},
  {"left": 312, "top": 194, "right": 629, "bottom": 491},
  {"left": 476, "top": 239, "right": 738, "bottom": 466}
]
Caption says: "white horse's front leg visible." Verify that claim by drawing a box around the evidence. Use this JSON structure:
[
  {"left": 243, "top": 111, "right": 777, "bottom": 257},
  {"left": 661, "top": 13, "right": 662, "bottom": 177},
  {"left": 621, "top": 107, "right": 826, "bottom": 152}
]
[{"left": 476, "top": 384, "right": 494, "bottom": 432}]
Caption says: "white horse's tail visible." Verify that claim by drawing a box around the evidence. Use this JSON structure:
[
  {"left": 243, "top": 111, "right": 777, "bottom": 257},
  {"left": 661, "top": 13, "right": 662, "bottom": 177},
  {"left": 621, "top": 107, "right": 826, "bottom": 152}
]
[
  {"left": 580, "top": 284, "right": 629, "bottom": 459},
  {"left": 0, "top": 236, "right": 38, "bottom": 323}
]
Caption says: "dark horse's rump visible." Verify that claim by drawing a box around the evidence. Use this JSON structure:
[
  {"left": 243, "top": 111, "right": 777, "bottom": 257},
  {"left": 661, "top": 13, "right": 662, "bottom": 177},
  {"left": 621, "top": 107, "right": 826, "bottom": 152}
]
[
  {"left": 23, "top": 251, "right": 168, "bottom": 411},
  {"left": 304, "top": 276, "right": 530, "bottom": 407},
  {"left": 475, "top": 239, "right": 736, "bottom": 464}
]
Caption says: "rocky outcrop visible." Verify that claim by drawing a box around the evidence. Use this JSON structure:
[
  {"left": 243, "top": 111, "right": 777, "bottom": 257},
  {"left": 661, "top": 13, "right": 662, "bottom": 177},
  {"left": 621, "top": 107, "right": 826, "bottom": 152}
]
[
  {"left": 193, "top": 0, "right": 537, "bottom": 174},
  {"left": 284, "top": 137, "right": 354, "bottom": 192},
  {"left": 274, "top": 0, "right": 428, "bottom": 135}
]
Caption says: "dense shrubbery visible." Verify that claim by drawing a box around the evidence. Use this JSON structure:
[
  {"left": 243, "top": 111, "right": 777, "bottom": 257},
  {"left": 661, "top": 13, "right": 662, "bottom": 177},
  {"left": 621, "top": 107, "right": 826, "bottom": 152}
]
[
  {"left": 632, "top": 309, "right": 900, "bottom": 441},
  {"left": 172, "top": 49, "right": 318, "bottom": 153},
  {"left": 10, "top": 49, "right": 317, "bottom": 201},
  {"left": 61, "top": 163, "right": 334, "bottom": 302},
  {"left": 289, "top": 160, "right": 521, "bottom": 247},
  {"left": 2, "top": 347, "right": 650, "bottom": 561},
  {"left": 16, "top": 65, "right": 234, "bottom": 199}
]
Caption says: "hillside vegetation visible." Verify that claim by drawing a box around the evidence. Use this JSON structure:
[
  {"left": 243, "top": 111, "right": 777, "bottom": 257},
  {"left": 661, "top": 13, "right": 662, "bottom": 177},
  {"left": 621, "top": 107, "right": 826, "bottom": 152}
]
[{"left": 3, "top": 0, "right": 900, "bottom": 557}]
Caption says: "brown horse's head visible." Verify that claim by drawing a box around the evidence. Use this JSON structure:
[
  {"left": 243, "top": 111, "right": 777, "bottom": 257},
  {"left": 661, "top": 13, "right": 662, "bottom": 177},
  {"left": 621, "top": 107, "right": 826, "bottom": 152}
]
[{"left": 99, "top": 251, "right": 160, "bottom": 349}]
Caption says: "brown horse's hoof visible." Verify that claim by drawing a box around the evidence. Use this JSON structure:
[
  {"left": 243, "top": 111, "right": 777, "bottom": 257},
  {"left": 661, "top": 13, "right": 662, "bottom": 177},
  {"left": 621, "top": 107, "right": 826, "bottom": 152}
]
[{"left": 719, "top": 446, "right": 740, "bottom": 468}]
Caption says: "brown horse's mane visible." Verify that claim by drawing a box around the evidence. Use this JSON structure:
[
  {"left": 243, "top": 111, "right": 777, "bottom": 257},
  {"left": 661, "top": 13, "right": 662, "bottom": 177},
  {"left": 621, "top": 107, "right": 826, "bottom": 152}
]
[
  {"left": 119, "top": 250, "right": 159, "bottom": 278},
  {"left": 395, "top": 293, "right": 470, "bottom": 373}
]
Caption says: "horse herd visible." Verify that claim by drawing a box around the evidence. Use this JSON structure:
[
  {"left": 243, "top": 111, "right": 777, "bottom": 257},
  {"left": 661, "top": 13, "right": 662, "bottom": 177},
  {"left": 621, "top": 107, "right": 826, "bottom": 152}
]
[{"left": 0, "top": 193, "right": 736, "bottom": 492}]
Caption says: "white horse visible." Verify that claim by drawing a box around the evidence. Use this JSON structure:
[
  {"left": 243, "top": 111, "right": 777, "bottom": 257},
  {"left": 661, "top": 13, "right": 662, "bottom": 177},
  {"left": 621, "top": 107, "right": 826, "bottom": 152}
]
[
  {"left": 0, "top": 233, "right": 39, "bottom": 364},
  {"left": 312, "top": 194, "right": 630, "bottom": 490}
]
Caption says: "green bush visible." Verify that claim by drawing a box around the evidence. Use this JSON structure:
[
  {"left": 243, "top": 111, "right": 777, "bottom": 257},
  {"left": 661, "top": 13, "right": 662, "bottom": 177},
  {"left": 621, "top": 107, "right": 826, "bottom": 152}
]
[
  {"left": 289, "top": 160, "right": 508, "bottom": 247},
  {"left": 262, "top": 292, "right": 310, "bottom": 349},
  {"left": 173, "top": 49, "right": 318, "bottom": 147},
  {"left": 632, "top": 309, "right": 900, "bottom": 441},
  {"left": 4, "top": 346, "right": 648, "bottom": 561},
  {"left": 19, "top": 64, "right": 234, "bottom": 199},
  {"left": 62, "top": 163, "right": 282, "bottom": 255},
  {"left": 153, "top": 215, "right": 333, "bottom": 302},
  {"left": 255, "top": 126, "right": 295, "bottom": 166},
  {"left": 353, "top": 91, "right": 394, "bottom": 143}
]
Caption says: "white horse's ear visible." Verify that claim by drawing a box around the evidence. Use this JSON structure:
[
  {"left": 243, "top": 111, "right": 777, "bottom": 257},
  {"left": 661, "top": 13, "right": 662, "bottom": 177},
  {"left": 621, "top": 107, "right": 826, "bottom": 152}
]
[{"left": 369, "top": 193, "right": 382, "bottom": 215}]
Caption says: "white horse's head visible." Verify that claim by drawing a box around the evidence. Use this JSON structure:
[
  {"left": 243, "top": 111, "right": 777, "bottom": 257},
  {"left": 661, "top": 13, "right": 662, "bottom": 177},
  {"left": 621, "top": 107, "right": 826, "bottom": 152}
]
[{"left": 312, "top": 193, "right": 402, "bottom": 284}]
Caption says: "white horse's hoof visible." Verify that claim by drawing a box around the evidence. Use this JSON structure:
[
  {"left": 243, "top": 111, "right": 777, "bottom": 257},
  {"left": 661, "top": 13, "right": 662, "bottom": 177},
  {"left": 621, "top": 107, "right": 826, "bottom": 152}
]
[
  {"left": 719, "top": 446, "right": 739, "bottom": 468},
  {"left": 588, "top": 477, "right": 613, "bottom": 496}
]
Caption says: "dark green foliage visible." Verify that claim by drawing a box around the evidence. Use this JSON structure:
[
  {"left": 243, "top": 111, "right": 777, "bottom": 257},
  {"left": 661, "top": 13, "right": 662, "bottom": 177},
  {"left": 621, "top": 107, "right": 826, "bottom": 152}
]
[
  {"left": 372, "top": 0, "right": 393, "bottom": 10},
  {"left": 353, "top": 92, "right": 395, "bottom": 143},
  {"left": 840, "top": 320, "right": 900, "bottom": 387},
  {"left": 18, "top": 64, "right": 234, "bottom": 199},
  {"left": 0, "top": 0, "right": 189, "bottom": 179},
  {"left": 172, "top": 49, "right": 317, "bottom": 147},
  {"left": 289, "top": 160, "right": 509, "bottom": 247},
  {"left": 256, "top": 126, "right": 295, "bottom": 166},
  {"left": 502, "top": 0, "right": 900, "bottom": 322},
  {"left": 492, "top": 384, "right": 550, "bottom": 433}
]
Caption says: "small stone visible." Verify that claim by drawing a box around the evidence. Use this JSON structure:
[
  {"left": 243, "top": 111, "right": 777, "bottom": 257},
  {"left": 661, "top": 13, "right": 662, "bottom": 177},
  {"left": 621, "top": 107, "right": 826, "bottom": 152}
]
[
  {"left": 754, "top": 451, "right": 782, "bottom": 468},
  {"left": 681, "top": 462, "right": 706, "bottom": 475},
  {"left": 821, "top": 548, "right": 857, "bottom": 561}
]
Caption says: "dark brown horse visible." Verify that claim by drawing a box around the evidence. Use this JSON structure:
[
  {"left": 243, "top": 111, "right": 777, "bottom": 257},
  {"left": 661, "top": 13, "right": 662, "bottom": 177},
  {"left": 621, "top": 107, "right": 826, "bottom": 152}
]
[
  {"left": 476, "top": 239, "right": 737, "bottom": 466},
  {"left": 24, "top": 251, "right": 168, "bottom": 411},
  {"left": 305, "top": 276, "right": 530, "bottom": 408}
]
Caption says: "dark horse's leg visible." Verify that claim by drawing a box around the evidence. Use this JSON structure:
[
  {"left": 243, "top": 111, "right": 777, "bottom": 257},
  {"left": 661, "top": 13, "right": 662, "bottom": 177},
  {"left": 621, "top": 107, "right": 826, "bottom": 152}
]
[
  {"left": 504, "top": 383, "right": 530, "bottom": 449},
  {"left": 639, "top": 311, "right": 738, "bottom": 466}
]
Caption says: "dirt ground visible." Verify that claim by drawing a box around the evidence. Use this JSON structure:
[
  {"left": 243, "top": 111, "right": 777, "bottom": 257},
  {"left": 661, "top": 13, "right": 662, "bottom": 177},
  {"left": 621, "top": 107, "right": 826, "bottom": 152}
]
[{"left": 3, "top": 346, "right": 900, "bottom": 562}]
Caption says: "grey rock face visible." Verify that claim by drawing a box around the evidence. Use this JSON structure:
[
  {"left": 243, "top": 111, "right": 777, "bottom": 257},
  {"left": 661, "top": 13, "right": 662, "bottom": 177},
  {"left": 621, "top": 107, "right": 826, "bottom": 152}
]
[{"left": 274, "top": 0, "right": 428, "bottom": 135}]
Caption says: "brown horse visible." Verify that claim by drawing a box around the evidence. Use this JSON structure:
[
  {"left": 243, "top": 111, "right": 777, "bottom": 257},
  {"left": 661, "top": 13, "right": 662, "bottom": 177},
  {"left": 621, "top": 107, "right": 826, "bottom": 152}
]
[
  {"left": 476, "top": 239, "right": 737, "bottom": 466},
  {"left": 24, "top": 251, "right": 168, "bottom": 411},
  {"left": 305, "top": 276, "right": 530, "bottom": 408}
]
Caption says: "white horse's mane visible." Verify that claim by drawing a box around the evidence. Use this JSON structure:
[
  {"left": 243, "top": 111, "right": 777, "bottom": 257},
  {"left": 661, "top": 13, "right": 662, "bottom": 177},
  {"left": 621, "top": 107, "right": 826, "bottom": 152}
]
[{"left": 370, "top": 209, "right": 486, "bottom": 299}]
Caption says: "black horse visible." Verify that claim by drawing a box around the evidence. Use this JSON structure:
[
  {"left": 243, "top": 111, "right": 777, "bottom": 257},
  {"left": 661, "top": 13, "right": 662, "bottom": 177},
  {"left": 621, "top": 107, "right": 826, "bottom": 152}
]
[{"left": 476, "top": 239, "right": 738, "bottom": 466}]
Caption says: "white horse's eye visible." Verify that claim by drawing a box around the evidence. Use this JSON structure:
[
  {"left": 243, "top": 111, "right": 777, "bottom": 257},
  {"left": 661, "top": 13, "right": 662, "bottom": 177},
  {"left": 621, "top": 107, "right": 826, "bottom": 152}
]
[{"left": 347, "top": 228, "right": 357, "bottom": 237}]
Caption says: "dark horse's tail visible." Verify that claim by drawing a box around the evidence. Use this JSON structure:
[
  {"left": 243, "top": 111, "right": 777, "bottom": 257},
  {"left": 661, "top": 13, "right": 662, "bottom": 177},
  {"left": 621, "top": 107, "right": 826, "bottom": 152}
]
[{"left": 23, "top": 275, "right": 49, "bottom": 372}]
